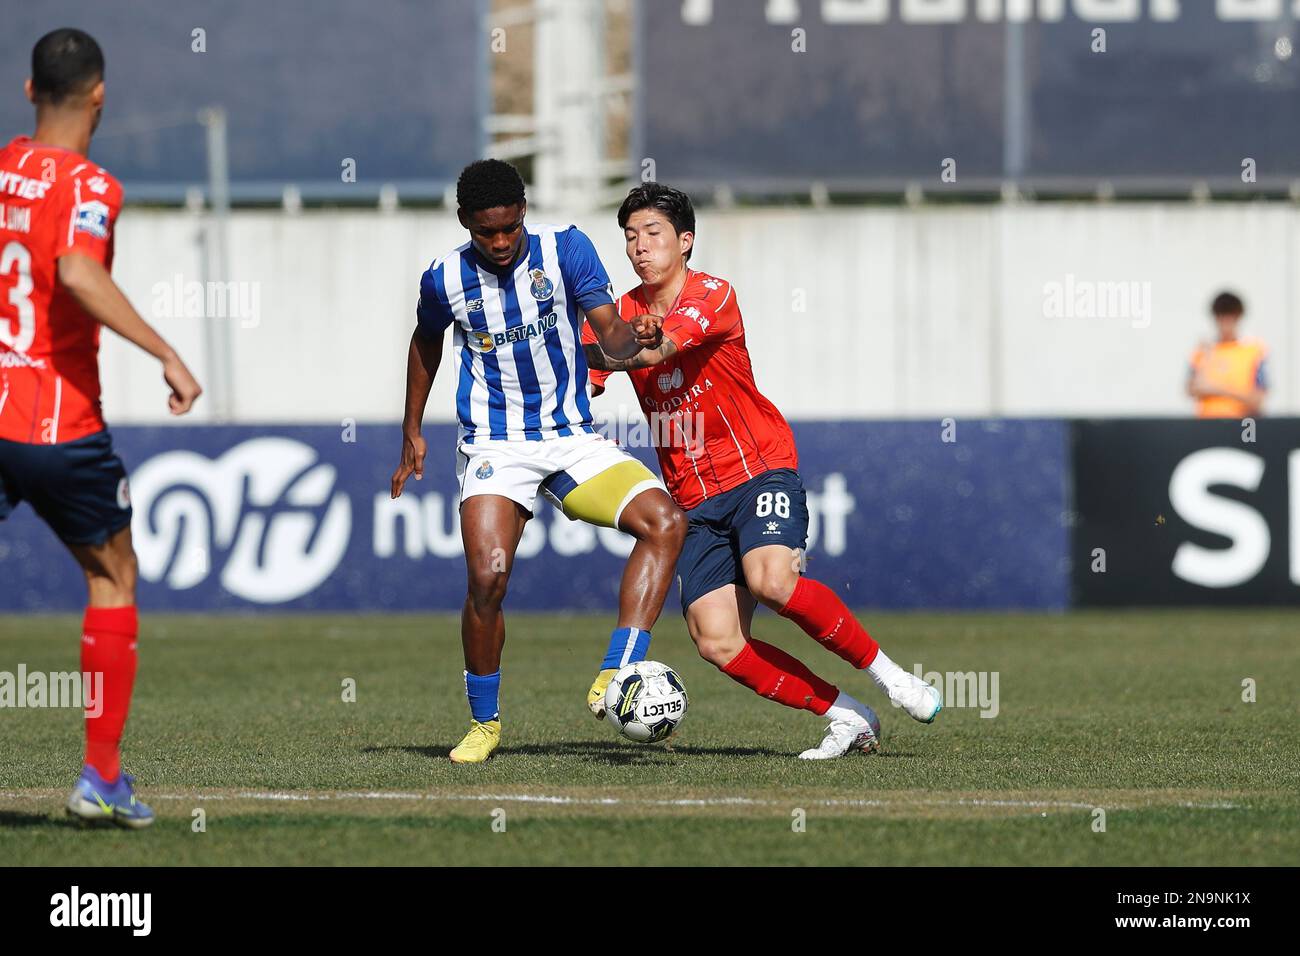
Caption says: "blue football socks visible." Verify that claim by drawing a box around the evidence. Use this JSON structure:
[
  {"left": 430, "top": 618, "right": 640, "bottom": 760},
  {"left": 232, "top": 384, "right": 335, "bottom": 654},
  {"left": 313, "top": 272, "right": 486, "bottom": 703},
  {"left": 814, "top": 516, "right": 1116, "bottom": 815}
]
[
  {"left": 601, "top": 627, "right": 652, "bottom": 670},
  {"left": 464, "top": 669, "right": 500, "bottom": 722}
]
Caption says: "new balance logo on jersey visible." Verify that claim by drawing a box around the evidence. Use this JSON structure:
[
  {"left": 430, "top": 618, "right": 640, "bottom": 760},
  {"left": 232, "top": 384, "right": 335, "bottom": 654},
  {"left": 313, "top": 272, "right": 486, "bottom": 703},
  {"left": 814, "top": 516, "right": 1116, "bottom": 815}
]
[{"left": 466, "top": 298, "right": 484, "bottom": 313}]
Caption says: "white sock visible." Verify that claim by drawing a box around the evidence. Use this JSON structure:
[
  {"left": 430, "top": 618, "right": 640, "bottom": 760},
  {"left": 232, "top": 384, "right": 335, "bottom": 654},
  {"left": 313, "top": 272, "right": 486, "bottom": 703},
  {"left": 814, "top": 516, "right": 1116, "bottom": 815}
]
[
  {"left": 823, "top": 691, "right": 868, "bottom": 723},
  {"left": 866, "top": 648, "right": 908, "bottom": 694}
]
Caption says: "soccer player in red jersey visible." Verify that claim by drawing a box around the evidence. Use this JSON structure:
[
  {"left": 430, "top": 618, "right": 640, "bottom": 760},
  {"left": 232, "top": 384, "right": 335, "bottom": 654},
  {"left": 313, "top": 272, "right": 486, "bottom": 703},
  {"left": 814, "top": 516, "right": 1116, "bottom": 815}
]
[
  {"left": 0, "top": 30, "right": 202, "bottom": 824},
  {"left": 583, "top": 183, "right": 943, "bottom": 758}
]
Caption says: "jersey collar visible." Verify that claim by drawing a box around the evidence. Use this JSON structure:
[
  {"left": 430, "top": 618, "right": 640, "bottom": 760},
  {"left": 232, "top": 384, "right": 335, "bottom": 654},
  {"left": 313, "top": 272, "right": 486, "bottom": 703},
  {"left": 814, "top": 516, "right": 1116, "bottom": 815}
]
[{"left": 468, "top": 233, "right": 533, "bottom": 279}]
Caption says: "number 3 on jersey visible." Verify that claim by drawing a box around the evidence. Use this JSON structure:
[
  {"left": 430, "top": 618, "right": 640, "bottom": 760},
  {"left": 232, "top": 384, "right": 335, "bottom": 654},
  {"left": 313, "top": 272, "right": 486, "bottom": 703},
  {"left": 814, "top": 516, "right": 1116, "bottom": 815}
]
[
  {"left": 0, "top": 240, "right": 34, "bottom": 353},
  {"left": 756, "top": 491, "right": 790, "bottom": 519}
]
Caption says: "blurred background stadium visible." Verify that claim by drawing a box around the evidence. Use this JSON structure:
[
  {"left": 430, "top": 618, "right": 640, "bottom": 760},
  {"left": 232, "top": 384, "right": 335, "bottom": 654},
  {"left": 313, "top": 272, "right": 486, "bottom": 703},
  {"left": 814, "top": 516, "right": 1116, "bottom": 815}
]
[{"left": 3, "top": 0, "right": 1298, "bottom": 614}]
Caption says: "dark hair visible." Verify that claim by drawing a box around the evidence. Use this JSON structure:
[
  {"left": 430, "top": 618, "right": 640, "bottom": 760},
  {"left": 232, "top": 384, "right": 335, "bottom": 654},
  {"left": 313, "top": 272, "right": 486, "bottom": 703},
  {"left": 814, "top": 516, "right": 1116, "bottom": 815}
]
[
  {"left": 456, "top": 159, "right": 525, "bottom": 214},
  {"left": 31, "top": 28, "right": 104, "bottom": 106},
  {"left": 1211, "top": 291, "right": 1244, "bottom": 317},
  {"left": 618, "top": 182, "right": 696, "bottom": 261}
]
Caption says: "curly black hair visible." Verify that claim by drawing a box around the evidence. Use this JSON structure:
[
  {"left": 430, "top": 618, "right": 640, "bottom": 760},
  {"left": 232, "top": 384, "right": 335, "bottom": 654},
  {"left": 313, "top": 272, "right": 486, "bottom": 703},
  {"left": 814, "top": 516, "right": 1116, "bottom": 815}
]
[
  {"left": 456, "top": 159, "right": 525, "bottom": 214},
  {"left": 617, "top": 182, "right": 696, "bottom": 260}
]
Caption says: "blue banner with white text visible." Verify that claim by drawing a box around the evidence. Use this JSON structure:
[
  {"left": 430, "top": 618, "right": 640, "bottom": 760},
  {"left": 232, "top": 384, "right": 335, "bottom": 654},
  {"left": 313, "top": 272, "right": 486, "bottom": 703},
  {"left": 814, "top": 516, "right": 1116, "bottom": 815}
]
[{"left": 0, "top": 421, "right": 1070, "bottom": 613}]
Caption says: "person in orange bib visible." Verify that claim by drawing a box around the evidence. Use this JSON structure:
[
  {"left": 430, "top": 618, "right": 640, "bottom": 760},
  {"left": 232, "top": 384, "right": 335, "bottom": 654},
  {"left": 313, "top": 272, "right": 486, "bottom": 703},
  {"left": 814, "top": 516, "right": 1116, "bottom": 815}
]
[{"left": 1187, "top": 292, "right": 1268, "bottom": 419}]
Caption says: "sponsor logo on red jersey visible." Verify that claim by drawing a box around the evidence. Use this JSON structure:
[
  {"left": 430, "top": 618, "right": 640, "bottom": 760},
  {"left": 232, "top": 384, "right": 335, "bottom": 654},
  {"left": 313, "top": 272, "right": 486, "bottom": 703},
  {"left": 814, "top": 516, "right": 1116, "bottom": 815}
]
[{"left": 584, "top": 269, "right": 799, "bottom": 509}]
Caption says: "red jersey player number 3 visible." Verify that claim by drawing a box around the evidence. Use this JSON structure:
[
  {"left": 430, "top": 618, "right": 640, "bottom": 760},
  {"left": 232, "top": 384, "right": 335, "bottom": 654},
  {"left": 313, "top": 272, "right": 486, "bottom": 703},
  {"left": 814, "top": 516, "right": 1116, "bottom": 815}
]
[{"left": 1, "top": 28, "right": 202, "bottom": 830}]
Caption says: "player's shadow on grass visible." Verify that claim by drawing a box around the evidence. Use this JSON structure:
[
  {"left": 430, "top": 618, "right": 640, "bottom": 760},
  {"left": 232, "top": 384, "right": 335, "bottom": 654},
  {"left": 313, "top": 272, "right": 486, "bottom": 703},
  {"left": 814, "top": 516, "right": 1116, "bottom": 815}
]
[
  {"left": 364, "top": 741, "right": 788, "bottom": 764},
  {"left": 504, "top": 741, "right": 789, "bottom": 761},
  {"left": 0, "top": 810, "right": 56, "bottom": 828}
]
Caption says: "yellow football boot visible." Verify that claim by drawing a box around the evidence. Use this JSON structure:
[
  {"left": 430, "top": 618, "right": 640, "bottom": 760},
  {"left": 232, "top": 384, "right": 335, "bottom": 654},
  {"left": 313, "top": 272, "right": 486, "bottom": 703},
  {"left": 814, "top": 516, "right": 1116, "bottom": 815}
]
[
  {"left": 449, "top": 719, "right": 501, "bottom": 763},
  {"left": 587, "top": 668, "right": 618, "bottom": 719}
]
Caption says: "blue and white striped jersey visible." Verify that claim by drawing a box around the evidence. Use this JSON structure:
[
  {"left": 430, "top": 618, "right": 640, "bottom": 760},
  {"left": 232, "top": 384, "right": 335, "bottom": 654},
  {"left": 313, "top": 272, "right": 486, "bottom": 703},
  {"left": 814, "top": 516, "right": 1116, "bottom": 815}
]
[{"left": 416, "top": 224, "right": 614, "bottom": 443}]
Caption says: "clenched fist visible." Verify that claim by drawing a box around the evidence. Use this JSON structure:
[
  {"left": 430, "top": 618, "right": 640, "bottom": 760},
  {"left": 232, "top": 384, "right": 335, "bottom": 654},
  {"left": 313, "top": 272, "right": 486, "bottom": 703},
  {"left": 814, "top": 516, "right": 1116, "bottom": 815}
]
[{"left": 632, "top": 313, "right": 664, "bottom": 350}]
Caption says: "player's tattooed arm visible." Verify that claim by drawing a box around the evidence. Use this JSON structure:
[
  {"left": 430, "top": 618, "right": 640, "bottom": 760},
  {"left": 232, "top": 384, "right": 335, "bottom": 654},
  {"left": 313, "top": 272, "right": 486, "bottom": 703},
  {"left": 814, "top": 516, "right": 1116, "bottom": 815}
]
[
  {"left": 584, "top": 302, "right": 658, "bottom": 359},
  {"left": 583, "top": 337, "right": 679, "bottom": 372}
]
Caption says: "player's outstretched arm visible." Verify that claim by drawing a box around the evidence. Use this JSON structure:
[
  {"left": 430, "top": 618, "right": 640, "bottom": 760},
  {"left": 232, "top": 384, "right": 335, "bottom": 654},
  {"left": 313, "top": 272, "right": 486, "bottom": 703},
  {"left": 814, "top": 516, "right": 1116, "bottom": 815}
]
[
  {"left": 583, "top": 335, "right": 678, "bottom": 373},
  {"left": 583, "top": 309, "right": 673, "bottom": 371},
  {"left": 56, "top": 253, "right": 202, "bottom": 415},
  {"left": 585, "top": 302, "right": 660, "bottom": 359},
  {"left": 391, "top": 328, "right": 443, "bottom": 498}
]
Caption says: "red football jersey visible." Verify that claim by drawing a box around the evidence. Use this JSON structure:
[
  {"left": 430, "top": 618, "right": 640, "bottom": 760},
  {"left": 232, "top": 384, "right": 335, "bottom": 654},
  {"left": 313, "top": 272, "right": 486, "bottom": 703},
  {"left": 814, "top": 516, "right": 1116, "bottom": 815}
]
[
  {"left": 585, "top": 269, "right": 798, "bottom": 510},
  {"left": 0, "top": 136, "right": 122, "bottom": 444}
]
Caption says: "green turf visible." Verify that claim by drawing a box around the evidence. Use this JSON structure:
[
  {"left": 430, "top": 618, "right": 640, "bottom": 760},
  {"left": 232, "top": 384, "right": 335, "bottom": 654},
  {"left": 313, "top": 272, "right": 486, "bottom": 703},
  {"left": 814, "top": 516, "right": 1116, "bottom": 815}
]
[{"left": 1, "top": 609, "right": 1297, "bottom": 865}]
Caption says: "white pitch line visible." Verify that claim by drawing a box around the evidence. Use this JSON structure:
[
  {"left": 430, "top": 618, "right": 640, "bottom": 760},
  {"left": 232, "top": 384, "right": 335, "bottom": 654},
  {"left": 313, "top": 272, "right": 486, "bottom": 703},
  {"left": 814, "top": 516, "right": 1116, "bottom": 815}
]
[
  {"left": 0, "top": 790, "right": 1245, "bottom": 811},
  {"left": 154, "top": 792, "right": 1246, "bottom": 811}
]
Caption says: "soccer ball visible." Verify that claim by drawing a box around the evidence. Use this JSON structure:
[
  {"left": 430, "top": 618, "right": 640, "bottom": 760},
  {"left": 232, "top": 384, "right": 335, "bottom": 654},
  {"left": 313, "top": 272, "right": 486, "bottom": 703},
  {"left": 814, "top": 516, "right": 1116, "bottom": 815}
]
[{"left": 604, "top": 661, "right": 688, "bottom": 743}]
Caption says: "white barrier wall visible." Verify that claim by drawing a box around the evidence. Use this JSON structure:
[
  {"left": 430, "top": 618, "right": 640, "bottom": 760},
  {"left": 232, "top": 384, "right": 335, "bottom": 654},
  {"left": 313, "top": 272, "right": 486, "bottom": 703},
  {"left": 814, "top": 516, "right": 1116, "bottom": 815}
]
[{"left": 99, "top": 203, "right": 1300, "bottom": 426}]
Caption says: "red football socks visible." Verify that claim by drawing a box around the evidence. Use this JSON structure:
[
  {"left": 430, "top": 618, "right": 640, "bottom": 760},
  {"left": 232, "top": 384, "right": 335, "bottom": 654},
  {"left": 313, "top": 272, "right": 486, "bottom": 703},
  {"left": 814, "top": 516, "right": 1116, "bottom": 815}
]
[
  {"left": 721, "top": 639, "right": 837, "bottom": 715},
  {"left": 81, "top": 605, "right": 139, "bottom": 783},
  {"left": 779, "top": 577, "right": 879, "bottom": 669}
]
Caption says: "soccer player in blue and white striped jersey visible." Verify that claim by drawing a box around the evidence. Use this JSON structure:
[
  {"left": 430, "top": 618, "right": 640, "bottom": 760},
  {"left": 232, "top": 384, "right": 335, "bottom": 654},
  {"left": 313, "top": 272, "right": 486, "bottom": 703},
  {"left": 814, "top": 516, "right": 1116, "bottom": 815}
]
[{"left": 391, "top": 160, "right": 686, "bottom": 763}]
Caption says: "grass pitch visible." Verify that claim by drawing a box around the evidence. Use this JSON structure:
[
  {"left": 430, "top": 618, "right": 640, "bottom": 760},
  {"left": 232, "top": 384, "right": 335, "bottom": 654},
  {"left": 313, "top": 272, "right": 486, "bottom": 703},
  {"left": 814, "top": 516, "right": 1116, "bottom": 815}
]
[{"left": 1, "top": 609, "right": 1296, "bottom": 866}]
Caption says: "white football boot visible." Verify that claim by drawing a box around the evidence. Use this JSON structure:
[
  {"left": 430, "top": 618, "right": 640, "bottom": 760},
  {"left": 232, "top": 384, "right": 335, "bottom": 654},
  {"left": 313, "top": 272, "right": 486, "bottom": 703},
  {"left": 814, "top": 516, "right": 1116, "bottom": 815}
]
[
  {"left": 885, "top": 671, "right": 943, "bottom": 724},
  {"left": 799, "top": 693, "right": 881, "bottom": 760},
  {"left": 866, "top": 649, "right": 943, "bottom": 723}
]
